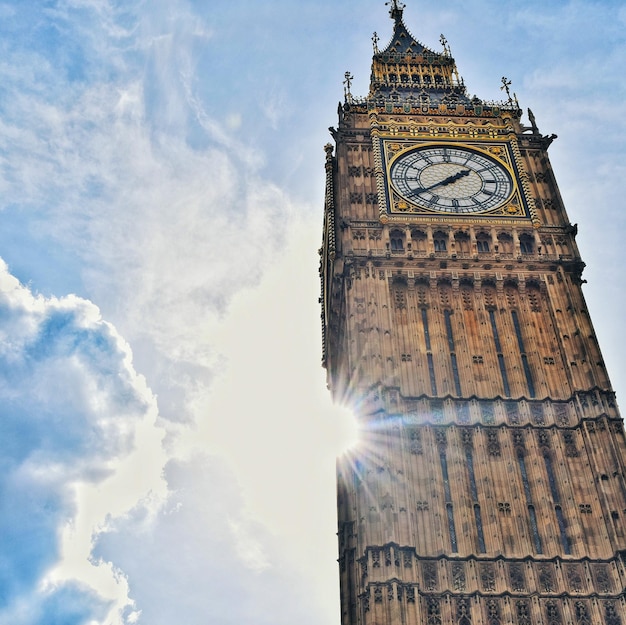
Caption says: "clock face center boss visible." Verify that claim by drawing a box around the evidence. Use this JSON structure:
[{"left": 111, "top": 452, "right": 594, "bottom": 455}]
[{"left": 389, "top": 145, "right": 513, "bottom": 214}]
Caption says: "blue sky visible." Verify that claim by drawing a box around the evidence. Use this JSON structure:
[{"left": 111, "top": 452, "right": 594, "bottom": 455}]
[{"left": 0, "top": 1, "right": 625, "bottom": 623}]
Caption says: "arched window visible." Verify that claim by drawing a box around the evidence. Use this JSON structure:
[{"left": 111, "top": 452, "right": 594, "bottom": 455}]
[
  {"left": 519, "top": 233, "right": 534, "bottom": 254},
  {"left": 390, "top": 229, "right": 405, "bottom": 252},
  {"left": 497, "top": 232, "right": 513, "bottom": 254},
  {"left": 411, "top": 229, "right": 427, "bottom": 253},
  {"left": 433, "top": 231, "right": 448, "bottom": 252},
  {"left": 476, "top": 232, "right": 491, "bottom": 253},
  {"left": 454, "top": 231, "right": 470, "bottom": 254}
]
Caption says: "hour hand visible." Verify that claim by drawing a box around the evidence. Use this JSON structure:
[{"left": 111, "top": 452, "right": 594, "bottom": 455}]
[{"left": 426, "top": 169, "right": 470, "bottom": 191}]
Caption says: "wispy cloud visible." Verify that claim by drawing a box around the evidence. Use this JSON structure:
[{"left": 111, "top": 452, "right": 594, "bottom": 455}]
[{"left": 0, "top": 0, "right": 296, "bottom": 427}]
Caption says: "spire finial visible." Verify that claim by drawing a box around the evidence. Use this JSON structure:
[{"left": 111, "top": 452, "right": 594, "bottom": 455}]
[
  {"left": 343, "top": 71, "right": 354, "bottom": 104},
  {"left": 372, "top": 32, "right": 379, "bottom": 54},
  {"left": 385, "top": 0, "right": 405, "bottom": 22},
  {"left": 500, "top": 76, "right": 513, "bottom": 104},
  {"left": 439, "top": 34, "right": 451, "bottom": 56}
]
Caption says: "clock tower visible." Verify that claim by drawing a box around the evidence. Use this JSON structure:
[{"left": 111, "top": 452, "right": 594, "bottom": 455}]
[{"left": 320, "top": 4, "right": 626, "bottom": 625}]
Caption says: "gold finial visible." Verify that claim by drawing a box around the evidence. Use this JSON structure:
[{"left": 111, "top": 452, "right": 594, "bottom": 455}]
[
  {"left": 372, "top": 32, "right": 379, "bottom": 54},
  {"left": 343, "top": 71, "right": 354, "bottom": 103},
  {"left": 439, "top": 34, "right": 451, "bottom": 56},
  {"left": 500, "top": 76, "right": 513, "bottom": 104},
  {"left": 386, "top": 0, "right": 406, "bottom": 21}
]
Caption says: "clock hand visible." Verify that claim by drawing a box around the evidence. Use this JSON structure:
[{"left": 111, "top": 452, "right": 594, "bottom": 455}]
[{"left": 424, "top": 168, "right": 470, "bottom": 191}]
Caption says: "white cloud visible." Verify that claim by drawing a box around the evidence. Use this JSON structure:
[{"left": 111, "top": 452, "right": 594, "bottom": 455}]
[
  {"left": 0, "top": 3, "right": 297, "bottom": 430},
  {"left": 93, "top": 454, "right": 323, "bottom": 625},
  {"left": 0, "top": 258, "right": 166, "bottom": 624}
]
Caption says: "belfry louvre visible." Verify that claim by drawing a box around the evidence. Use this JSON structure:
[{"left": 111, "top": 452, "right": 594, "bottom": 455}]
[{"left": 319, "top": 3, "right": 626, "bottom": 625}]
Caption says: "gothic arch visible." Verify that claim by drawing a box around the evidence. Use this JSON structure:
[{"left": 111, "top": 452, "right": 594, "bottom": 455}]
[
  {"left": 415, "top": 278, "right": 430, "bottom": 308},
  {"left": 497, "top": 231, "right": 513, "bottom": 254},
  {"left": 454, "top": 230, "right": 470, "bottom": 254},
  {"left": 391, "top": 276, "right": 408, "bottom": 310},
  {"left": 433, "top": 230, "right": 448, "bottom": 252},
  {"left": 504, "top": 280, "right": 519, "bottom": 308},
  {"left": 460, "top": 278, "right": 475, "bottom": 310},
  {"left": 411, "top": 228, "right": 427, "bottom": 253},
  {"left": 390, "top": 228, "right": 405, "bottom": 252},
  {"left": 438, "top": 278, "right": 453, "bottom": 309},
  {"left": 476, "top": 230, "right": 491, "bottom": 253},
  {"left": 482, "top": 279, "right": 497, "bottom": 310},
  {"left": 526, "top": 280, "right": 542, "bottom": 312},
  {"left": 519, "top": 232, "right": 535, "bottom": 254}
]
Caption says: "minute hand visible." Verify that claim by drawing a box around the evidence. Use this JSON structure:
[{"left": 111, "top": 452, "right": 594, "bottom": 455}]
[{"left": 424, "top": 168, "right": 470, "bottom": 191}]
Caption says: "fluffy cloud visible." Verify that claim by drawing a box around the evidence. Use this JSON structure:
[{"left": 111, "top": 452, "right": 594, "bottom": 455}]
[
  {"left": 0, "top": 238, "right": 349, "bottom": 624},
  {"left": 0, "top": 258, "right": 166, "bottom": 624},
  {"left": 0, "top": 231, "right": 346, "bottom": 625},
  {"left": 94, "top": 454, "right": 321, "bottom": 625}
]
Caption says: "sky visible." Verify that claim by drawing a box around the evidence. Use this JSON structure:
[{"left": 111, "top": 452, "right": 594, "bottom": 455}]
[{"left": 0, "top": 1, "right": 625, "bottom": 624}]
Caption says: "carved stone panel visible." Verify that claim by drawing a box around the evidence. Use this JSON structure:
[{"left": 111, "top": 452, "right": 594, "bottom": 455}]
[
  {"left": 476, "top": 566, "right": 491, "bottom": 594},
  {"left": 423, "top": 561, "right": 438, "bottom": 591}
]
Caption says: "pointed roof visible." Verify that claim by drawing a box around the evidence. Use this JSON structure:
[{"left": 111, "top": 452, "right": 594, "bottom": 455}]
[
  {"left": 369, "top": 3, "right": 469, "bottom": 105},
  {"left": 380, "top": 1, "right": 431, "bottom": 57}
]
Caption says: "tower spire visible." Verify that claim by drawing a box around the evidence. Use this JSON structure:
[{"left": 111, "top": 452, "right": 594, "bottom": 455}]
[
  {"left": 370, "top": 3, "right": 467, "bottom": 102},
  {"left": 386, "top": 0, "right": 405, "bottom": 23}
]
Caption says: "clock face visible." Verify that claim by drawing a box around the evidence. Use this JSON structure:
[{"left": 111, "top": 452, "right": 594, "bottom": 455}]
[{"left": 389, "top": 145, "right": 513, "bottom": 213}]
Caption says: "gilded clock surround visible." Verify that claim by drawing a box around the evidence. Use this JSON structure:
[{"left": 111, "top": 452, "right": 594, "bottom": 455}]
[
  {"left": 381, "top": 139, "right": 527, "bottom": 218},
  {"left": 320, "top": 4, "right": 626, "bottom": 625}
]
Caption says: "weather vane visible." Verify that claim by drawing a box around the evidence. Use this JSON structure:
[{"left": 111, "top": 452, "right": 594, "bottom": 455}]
[
  {"left": 344, "top": 71, "right": 354, "bottom": 103},
  {"left": 372, "top": 31, "right": 379, "bottom": 54}
]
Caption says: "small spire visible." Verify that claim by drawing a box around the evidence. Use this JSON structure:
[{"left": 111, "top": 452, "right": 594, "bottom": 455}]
[
  {"left": 439, "top": 34, "right": 451, "bottom": 56},
  {"left": 528, "top": 108, "right": 539, "bottom": 134},
  {"left": 372, "top": 31, "right": 380, "bottom": 54},
  {"left": 500, "top": 76, "right": 513, "bottom": 104},
  {"left": 343, "top": 71, "right": 354, "bottom": 103},
  {"left": 386, "top": 0, "right": 405, "bottom": 22}
]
